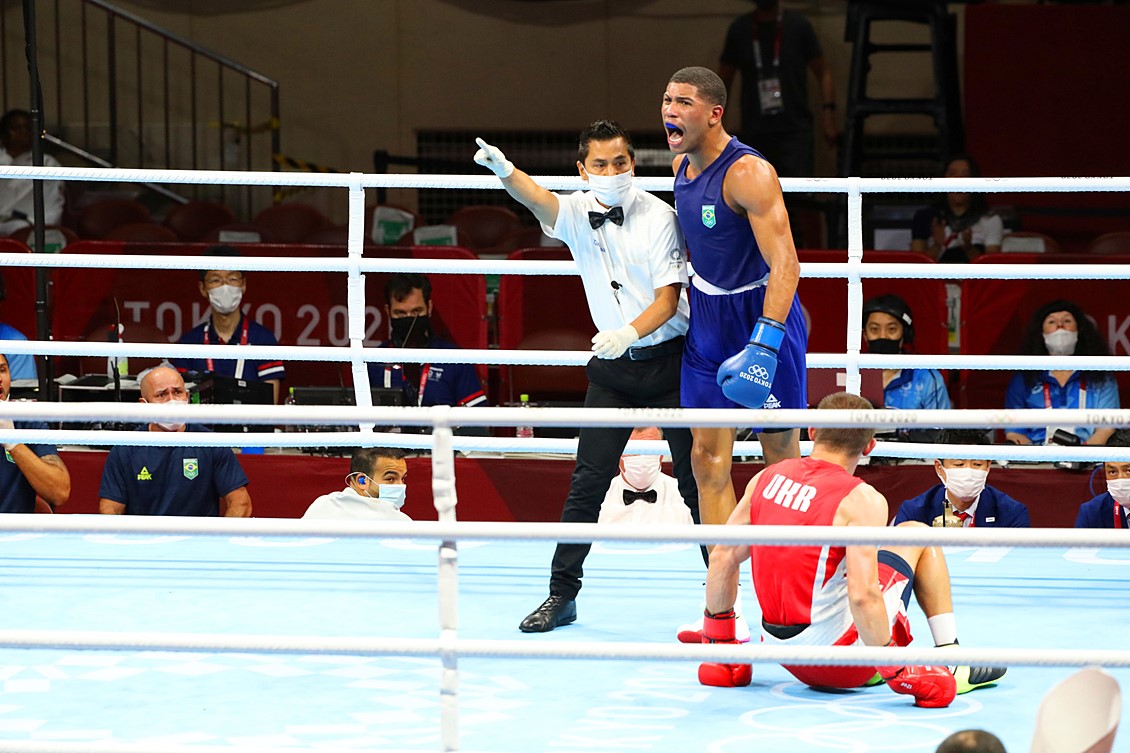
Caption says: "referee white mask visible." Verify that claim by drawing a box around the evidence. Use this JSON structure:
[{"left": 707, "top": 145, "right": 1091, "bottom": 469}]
[{"left": 585, "top": 168, "right": 634, "bottom": 208}]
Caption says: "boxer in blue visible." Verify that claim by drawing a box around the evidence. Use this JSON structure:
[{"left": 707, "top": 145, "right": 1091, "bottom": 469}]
[{"left": 663, "top": 65, "right": 807, "bottom": 572}]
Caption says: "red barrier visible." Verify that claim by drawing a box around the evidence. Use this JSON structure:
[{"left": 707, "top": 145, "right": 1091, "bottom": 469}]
[
  {"left": 796, "top": 250, "right": 948, "bottom": 357},
  {"left": 959, "top": 253, "right": 1130, "bottom": 408},
  {"left": 3, "top": 241, "right": 487, "bottom": 386}
]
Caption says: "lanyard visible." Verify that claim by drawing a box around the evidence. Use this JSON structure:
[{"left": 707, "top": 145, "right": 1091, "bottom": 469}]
[
  {"left": 204, "top": 316, "right": 249, "bottom": 379},
  {"left": 752, "top": 10, "right": 783, "bottom": 74},
  {"left": 1043, "top": 376, "right": 1086, "bottom": 409},
  {"left": 1116, "top": 503, "right": 1125, "bottom": 529},
  {"left": 416, "top": 365, "right": 431, "bottom": 407}
]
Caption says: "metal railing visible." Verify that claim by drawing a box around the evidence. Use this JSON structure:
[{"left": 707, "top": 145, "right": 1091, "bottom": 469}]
[{"left": 0, "top": 0, "right": 280, "bottom": 216}]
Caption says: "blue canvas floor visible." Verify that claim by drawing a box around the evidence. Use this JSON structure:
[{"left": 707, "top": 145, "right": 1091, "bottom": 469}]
[{"left": 0, "top": 530, "right": 1126, "bottom": 752}]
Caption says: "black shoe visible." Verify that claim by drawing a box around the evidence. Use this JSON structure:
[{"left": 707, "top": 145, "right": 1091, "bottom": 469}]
[
  {"left": 519, "top": 594, "right": 577, "bottom": 633},
  {"left": 951, "top": 665, "right": 1007, "bottom": 694}
]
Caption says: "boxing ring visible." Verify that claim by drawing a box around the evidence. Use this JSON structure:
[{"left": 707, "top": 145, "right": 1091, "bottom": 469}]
[{"left": 0, "top": 165, "right": 1129, "bottom": 752}]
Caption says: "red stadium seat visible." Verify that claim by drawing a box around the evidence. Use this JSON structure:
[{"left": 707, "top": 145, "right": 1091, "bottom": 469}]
[
  {"left": 77, "top": 198, "right": 151, "bottom": 239},
  {"left": 252, "top": 203, "right": 331, "bottom": 243},
  {"left": 103, "top": 222, "right": 179, "bottom": 242},
  {"left": 1086, "top": 231, "right": 1130, "bottom": 256},
  {"left": 163, "top": 200, "right": 236, "bottom": 242},
  {"left": 445, "top": 205, "right": 523, "bottom": 255}
]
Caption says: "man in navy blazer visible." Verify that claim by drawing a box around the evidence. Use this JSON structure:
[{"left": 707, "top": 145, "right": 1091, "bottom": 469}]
[
  {"left": 893, "top": 430, "right": 1030, "bottom": 528},
  {"left": 1076, "top": 430, "right": 1130, "bottom": 529}
]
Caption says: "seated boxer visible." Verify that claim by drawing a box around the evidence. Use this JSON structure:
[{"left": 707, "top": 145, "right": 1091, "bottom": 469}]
[{"left": 698, "top": 392, "right": 1006, "bottom": 706}]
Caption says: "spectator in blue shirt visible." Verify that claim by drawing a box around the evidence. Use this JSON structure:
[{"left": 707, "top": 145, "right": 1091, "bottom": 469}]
[
  {"left": 0, "top": 272, "right": 36, "bottom": 381},
  {"left": 369, "top": 273, "right": 487, "bottom": 409},
  {"left": 0, "top": 353, "right": 69, "bottom": 512},
  {"left": 1075, "top": 430, "right": 1130, "bottom": 529},
  {"left": 893, "top": 429, "right": 1029, "bottom": 528},
  {"left": 863, "top": 293, "right": 951, "bottom": 412},
  {"left": 1004, "top": 300, "right": 1119, "bottom": 446},
  {"left": 98, "top": 365, "right": 252, "bottom": 517},
  {"left": 175, "top": 245, "right": 286, "bottom": 403}
]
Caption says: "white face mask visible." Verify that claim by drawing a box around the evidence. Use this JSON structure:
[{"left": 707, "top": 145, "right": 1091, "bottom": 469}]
[
  {"left": 208, "top": 284, "right": 244, "bottom": 315},
  {"left": 586, "top": 169, "right": 634, "bottom": 208},
  {"left": 377, "top": 484, "right": 407, "bottom": 509},
  {"left": 621, "top": 454, "right": 661, "bottom": 491},
  {"left": 150, "top": 397, "right": 189, "bottom": 432},
  {"left": 1043, "top": 328, "right": 1078, "bottom": 356},
  {"left": 938, "top": 466, "right": 988, "bottom": 501},
  {"left": 1108, "top": 478, "right": 1130, "bottom": 506}
]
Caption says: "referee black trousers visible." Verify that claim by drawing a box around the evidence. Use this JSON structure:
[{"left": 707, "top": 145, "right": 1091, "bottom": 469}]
[{"left": 548, "top": 347, "right": 698, "bottom": 600}]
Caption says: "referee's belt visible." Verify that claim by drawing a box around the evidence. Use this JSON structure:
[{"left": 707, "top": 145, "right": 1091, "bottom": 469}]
[
  {"left": 622, "top": 336, "right": 685, "bottom": 361},
  {"left": 762, "top": 619, "right": 809, "bottom": 640}
]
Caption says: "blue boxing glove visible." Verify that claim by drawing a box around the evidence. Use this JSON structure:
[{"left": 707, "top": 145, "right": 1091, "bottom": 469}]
[{"left": 717, "top": 317, "right": 786, "bottom": 409}]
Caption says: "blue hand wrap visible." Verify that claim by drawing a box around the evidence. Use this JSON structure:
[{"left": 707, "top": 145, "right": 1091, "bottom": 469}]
[{"left": 749, "top": 317, "right": 786, "bottom": 353}]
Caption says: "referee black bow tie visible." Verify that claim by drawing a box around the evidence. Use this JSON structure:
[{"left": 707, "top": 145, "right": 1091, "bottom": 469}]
[
  {"left": 623, "top": 488, "right": 658, "bottom": 505},
  {"left": 588, "top": 206, "right": 625, "bottom": 229}
]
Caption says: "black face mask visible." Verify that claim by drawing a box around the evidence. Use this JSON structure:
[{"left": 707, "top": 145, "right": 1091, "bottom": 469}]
[
  {"left": 866, "top": 337, "right": 902, "bottom": 355},
  {"left": 389, "top": 315, "right": 431, "bottom": 348}
]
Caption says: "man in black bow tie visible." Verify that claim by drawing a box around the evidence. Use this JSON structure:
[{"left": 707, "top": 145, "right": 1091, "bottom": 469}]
[
  {"left": 597, "top": 427, "right": 694, "bottom": 526},
  {"left": 474, "top": 120, "right": 702, "bottom": 633}
]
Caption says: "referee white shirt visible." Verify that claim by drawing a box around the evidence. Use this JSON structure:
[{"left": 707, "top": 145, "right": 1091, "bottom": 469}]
[
  {"left": 541, "top": 188, "right": 690, "bottom": 349},
  {"left": 597, "top": 472, "right": 694, "bottom": 526}
]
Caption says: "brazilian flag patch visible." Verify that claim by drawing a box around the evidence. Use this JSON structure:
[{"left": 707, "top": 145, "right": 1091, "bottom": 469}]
[
  {"left": 701, "top": 204, "right": 716, "bottom": 228},
  {"left": 183, "top": 458, "right": 199, "bottom": 480}
]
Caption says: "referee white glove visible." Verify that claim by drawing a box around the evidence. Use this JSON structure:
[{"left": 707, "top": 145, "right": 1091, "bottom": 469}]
[
  {"left": 473, "top": 137, "right": 514, "bottom": 179},
  {"left": 592, "top": 324, "right": 638, "bottom": 360},
  {"left": 0, "top": 417, "right": 17, "bottom": 451}
]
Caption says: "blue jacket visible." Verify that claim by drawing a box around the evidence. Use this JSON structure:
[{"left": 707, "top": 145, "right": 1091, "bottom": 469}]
[
  {"left": 1075, "top": 493, "right": 1128, "bottom": 529},
  {"left": 884, "top": 368, "right": 951, "bottom": 411},
  {"left": 893, "top": 484, "right": 1030, "bottom": 528}
]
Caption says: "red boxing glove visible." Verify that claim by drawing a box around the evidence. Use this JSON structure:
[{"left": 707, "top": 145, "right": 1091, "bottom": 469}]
[
  {"left": 698, "top": 609, "right": 752, "bottom": 688},
  {"left": 878, "top": 664, "right": 957, "bottom": 708}
]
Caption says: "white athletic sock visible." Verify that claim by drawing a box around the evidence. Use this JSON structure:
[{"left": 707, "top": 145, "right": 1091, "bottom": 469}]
[{"left": 927, "top": 613, "right": 958, "bottom": 646}]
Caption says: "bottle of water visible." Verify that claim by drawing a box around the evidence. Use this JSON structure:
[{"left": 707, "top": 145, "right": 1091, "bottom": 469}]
[
  {"left": 516, "top": 393, "right": 534, "bottom": 439},
  {"left": 283, "top": 387, "right": 297, "bottom": 432}
]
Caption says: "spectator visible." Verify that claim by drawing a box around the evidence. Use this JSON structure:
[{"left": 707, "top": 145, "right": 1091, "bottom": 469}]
[
  {"left": 863, "top": 293, "right": 951, "bottom": 411},
  {"left": 369, "top": 273, "right": 487, "bottom": 409},
  {"left": 893, "top": 429, "right": 1030, "bottom": 528},
  {"left": 718, "top": 0, "right": 838, "bottom": 178},
  {"left": 0, "top": 109, "right": 64, "bottom": 237},
  {"left": 1004, "top": 300, "right": 1119, "bottom": 446},
  {"left": 98, "top": 364, "right": 252, "bottom": 517},
  {"left": 597, "top": 427, "right": 694, "bottom": 526},
  {"left": 303, "top": 447, "right": 411, "bottom": 521},
  {"left": 0, "top": 271, "right": 36, "bottom": 380},
  {"left": 911, "top": 155, "right": 1003, "bottom": 262},
  {"left": 0, "top": 352, "right": 69, "bottom": 511},
  {"left": 175, "top": 245, "right": 286, "bottom": 403},
  {"left": 1075, "top": 430, "right": 1130, "bottom": 529},
  {"left": 936, "top": 730, "right": 1007, "bottom": 753}
]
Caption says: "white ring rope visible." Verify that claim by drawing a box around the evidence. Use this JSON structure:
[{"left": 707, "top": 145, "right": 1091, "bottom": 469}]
[{"left": 2, "top": 165, "right": 1130, "bottom": 193}]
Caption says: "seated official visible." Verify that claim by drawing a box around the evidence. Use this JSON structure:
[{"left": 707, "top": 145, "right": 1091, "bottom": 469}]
[
  {"left": 862, "top": 294, "right": 950, "bottom": 412},
  {"left": 174, "top": 245, "right": 285, "bottom": 403},
  {"left": 98, "top": 365, "right": 252, "bottom": 517},
  {"left": 893, "top": 429, "right": 1029, "bottom": 528},
  {"left": 0, "top": 353, "right": 69, "bottom": 512},
  {"left": 303, "top": 447, "right": 410, "bottom": 521},
  {"left": 0, "top": 109, "right": 64, "bottom": 237},
  {"left": 1076, "top": 430, "right": 1130, "bottom": 529},
  {"left": 597, "top": 427, "right": 693, "bottom": 526},
  {"left": 369, "top": 273, "right": 486, "bottom": 408},
  {"left": 1005, "top": 299, "right": 1119, "bottom": 447}
]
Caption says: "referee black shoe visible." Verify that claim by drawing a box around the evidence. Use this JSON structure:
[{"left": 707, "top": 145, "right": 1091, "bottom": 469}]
[{"left": 519, "top": 594, "right": 576, "bottom": 632}]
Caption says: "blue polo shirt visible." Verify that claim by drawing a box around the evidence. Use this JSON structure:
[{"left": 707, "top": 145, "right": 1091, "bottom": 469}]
[
  {"left": 1004, "top": 371, "right": 1120, "bottom": 444},
  {"left": 98, "top": 425, "right": 249, "bottom": 516},
  {"left": 369, "top": 338, "right": 487, "bottom": 407},
  {"left": 893, "top": 484, "right": 1030, "bottom": 528},
  {"left": 175, "top": 314, "right": 286, "bottom": 382},
  {"left": 1075, "top": 493, "right": 1127, "bottom": 529},
  {"left": 884, "top": 368, "right": 952, "bottom": 411},
  {"left": 0, "top": 322, "right": 37, "bottom": 380},
  {"left": 0, "top": 420, "right": 54, "bottom": 513}
]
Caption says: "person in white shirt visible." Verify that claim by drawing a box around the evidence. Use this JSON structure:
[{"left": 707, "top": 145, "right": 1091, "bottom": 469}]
[
  {"left": 303, "top": 447, "right": 411, "bottom": 521},
  {"left": 0, "top": 109, "right": 64, "bottom": 237},
  {"left": 475, "top": 121, "right": 701, "bottom": 633},
  {"left": 598, "top": 427, "right": 693, "bottom": 526}
]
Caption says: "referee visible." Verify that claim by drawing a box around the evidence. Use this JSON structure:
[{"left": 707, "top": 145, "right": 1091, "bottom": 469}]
[{"left": 475, "top": 121, "right": 700, "bottom": 632}]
